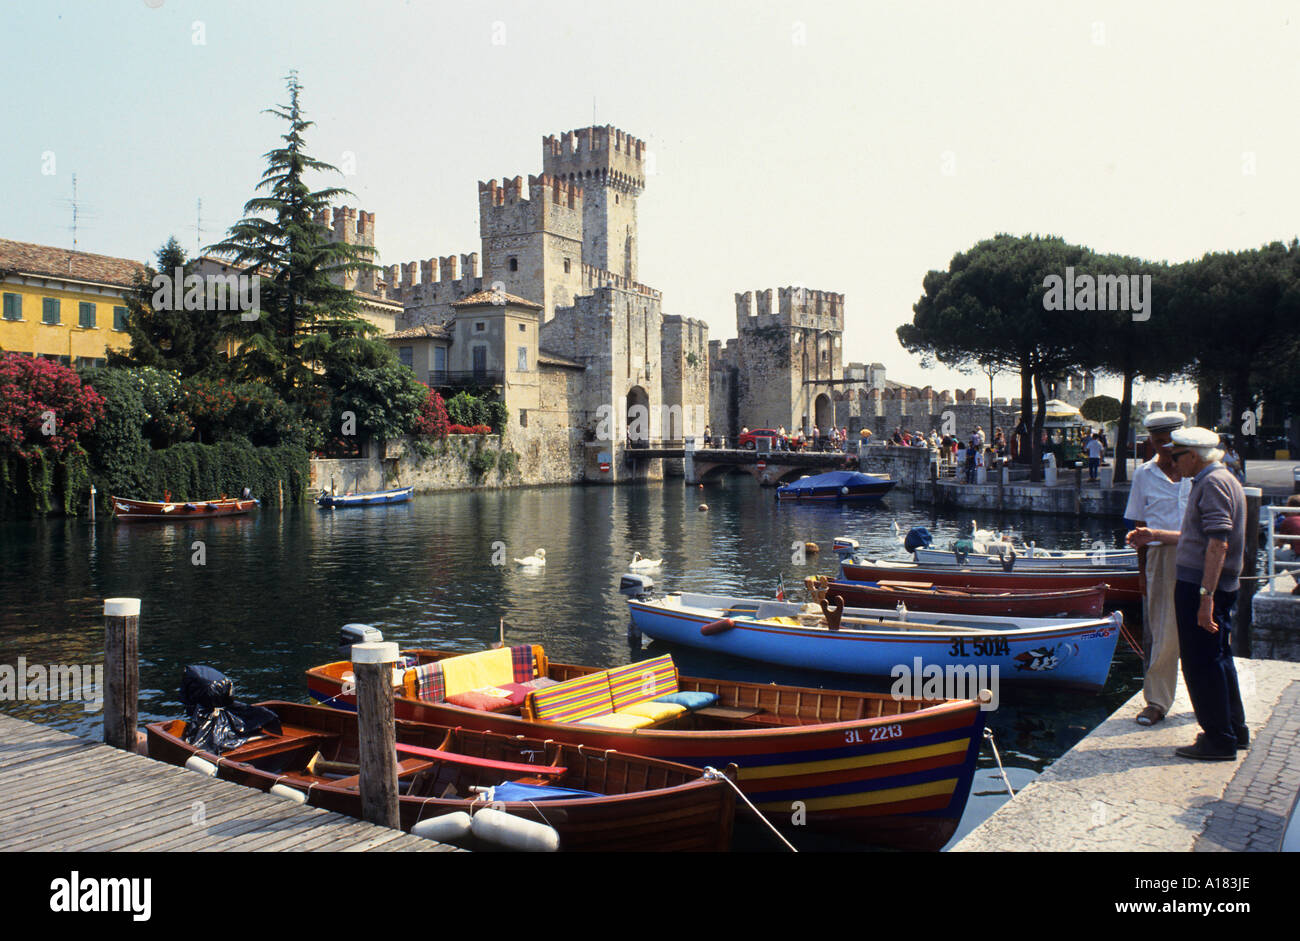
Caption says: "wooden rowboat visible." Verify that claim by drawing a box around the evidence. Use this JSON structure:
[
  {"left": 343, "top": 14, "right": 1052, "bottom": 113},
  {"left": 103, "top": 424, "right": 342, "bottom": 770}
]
[
  {"left": 841, "top": 558, "right": 1142, "bottom": 605},
  {"left": 626, "top": 590, "right": 1122, "bottom": 691},
  {"left": 306, "top": 648, "right": 986, "bottom": 851},
  {"left": 147, "top": 700, "right": 736, "bottom": 852},
  {"left": 912, "top": 545, "right": 1138, "bottom": 569},
  {"left": 111, "top": 495, "right": 258, "bottom": 521},
  {"left": 814, "top": 577, "right": 1107, "bottom": 617}
]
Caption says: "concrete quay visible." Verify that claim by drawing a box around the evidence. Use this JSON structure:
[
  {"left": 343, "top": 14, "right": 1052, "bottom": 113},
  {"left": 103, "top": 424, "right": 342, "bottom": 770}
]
[{"left": 951, "top": 659, "right": 1300, "bottom": 852}]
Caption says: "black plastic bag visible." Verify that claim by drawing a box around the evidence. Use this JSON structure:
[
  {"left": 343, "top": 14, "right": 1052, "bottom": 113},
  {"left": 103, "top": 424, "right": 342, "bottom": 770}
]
[{"left": 180, "top": 665, "right": 281, "bottom": 754}]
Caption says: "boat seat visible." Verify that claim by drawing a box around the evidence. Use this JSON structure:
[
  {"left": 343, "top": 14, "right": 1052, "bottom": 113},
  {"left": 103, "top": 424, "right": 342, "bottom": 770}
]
[
  {"left": 523, "top": 655, "right": 688, "bottom": 730},
  {"left": 328, "top": 757, "right": 436, "bottom": 789}
]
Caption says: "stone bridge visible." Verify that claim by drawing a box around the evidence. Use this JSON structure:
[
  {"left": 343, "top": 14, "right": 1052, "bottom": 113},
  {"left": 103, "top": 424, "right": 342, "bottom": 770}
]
[{"left": 624, "top": 440, "right": 937, "bottom": 487}]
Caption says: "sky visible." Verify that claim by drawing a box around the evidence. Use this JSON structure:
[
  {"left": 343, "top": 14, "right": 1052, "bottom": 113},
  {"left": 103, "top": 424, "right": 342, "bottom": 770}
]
[{"left": 5, "top": 0, "right": 1299, "bottom": 404}]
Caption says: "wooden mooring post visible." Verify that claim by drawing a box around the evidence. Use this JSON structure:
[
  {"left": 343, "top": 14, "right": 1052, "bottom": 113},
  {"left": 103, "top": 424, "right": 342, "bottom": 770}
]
[
  {"left": 1235, "top": 487, "right": 1262, "bottom": 656},
  {"left": 103, "top": 597, "right": 139, "bottom": 752},
  {"left": 351, "top": 640, "right": 400, "bottom": 829}
]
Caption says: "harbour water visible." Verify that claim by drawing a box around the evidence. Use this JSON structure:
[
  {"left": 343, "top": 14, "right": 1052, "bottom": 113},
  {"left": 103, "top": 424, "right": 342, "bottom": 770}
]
[{"left": 0, "top": 475, "right": 1145, "bottom": 849}]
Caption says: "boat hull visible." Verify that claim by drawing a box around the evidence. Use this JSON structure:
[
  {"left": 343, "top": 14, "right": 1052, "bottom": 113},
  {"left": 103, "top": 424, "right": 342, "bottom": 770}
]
[
  {"left": 776, "top": 471, "right": 896, "bottom": 502},
  {"left": 111, "top": 495, "right": 257, "bottom": 521},
  {"left": 628, "top": 596, "right": 1121, "bottom": 691},
  {"left": 147, "top": 701, "right": 735, "bottom": 852},
  {"left": 317, "top": 486, "right": 414, "bottom": 507},
  {"left": 843, "top": 559, "right": 1142, "bottom": 605},
  {"left": 306, "top": 656, "right": 985, "bottom": 850},
  {"left": 821, "top": 580, "right": 1107, "bottom": 617},
  {"left": 913, "top": 547, "right": 1137, "bottom": 569}
]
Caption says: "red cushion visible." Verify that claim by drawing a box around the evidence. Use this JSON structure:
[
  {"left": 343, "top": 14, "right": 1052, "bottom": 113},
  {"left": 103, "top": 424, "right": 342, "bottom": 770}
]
[
  {"left": 445, "top": 690, "right": 515, "bottom": 712},
  {"left": 493, "top": 682, "right": 531, "bottom": 706}
]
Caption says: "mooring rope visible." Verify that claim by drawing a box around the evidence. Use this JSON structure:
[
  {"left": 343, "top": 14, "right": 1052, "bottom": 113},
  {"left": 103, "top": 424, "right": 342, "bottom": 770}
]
[
  {"left": 703, "top": 766, "right": 798, "bottom": 853},
  {"left": 983, "top": 728, "right": 1016, "bottom": 798}
]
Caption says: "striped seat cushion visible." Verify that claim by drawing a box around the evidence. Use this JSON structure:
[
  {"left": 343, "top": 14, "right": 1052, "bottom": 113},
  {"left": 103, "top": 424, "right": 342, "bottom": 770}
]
[
  {"left": 617, "top": 700, "right": 687, "bottom": 722},
  {"left": 607, "top": 656, "right": 679, "bottom": 711},
  {"left": 525, "top": 671, "right": 615, "bottom": 724},
  {"left": 578, "top": 712, "right": 654, "bottom": 730}
]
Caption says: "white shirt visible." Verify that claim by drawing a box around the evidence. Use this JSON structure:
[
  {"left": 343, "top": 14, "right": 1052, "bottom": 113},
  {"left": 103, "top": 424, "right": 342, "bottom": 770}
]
[
  {"left": 1085, "top": 438, "right": 1104, "bottom": 459},
  {"left": 1124, "top": 457, "right": 1192, "bottom": 531}
]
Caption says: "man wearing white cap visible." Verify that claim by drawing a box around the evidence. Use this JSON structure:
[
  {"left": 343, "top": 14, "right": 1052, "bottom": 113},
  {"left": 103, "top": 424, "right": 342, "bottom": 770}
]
[
  {"left": 1123, "top": 411, "right": 1191, "bottom": 727},
  {"left": 1129, "top": 426, "right": 1247, "bottom": 759}
]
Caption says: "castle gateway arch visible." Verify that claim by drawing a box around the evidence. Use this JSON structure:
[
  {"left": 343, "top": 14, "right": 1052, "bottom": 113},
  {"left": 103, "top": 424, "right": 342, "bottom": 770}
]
[{"left": 626, "top": 385, "right": 650, "bottom": 444}]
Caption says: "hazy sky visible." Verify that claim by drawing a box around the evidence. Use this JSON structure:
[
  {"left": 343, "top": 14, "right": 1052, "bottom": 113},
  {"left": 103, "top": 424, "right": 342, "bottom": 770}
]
[{"left": 6, "top": 1, "right": 1298, "bottom": 404}]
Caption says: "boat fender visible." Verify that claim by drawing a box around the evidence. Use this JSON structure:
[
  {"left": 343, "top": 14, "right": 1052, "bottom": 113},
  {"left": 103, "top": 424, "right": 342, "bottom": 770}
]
[
  {"left": 698, "top": 503, "right": 708, "bottom": 512},
  {"left": 840, "top": 486, "right": 849, "bottom": 495},
  {"left": 185, "top": 755, "right": 218, "bottom": 777},
  {"left": 412, "top": 811, "right": 474, "bottom": 843},
  {"left": 701, "top": 618, "right": 736, "bottom": 636},
  {"left": 470, "top": 807, "right": 560, "bottom": 852},
  {"left": 270, "top": 783, "right": 307, "bottom": 804}
]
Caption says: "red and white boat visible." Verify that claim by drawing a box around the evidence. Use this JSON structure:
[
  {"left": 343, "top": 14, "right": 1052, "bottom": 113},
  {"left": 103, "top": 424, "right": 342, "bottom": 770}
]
[
  {"left": 111, "top": 495, "right": 258, "bottom": 521},
  {"left": 814, "top": 577, "right": 1107, "bottom": 618},
  {"left": 841, "top": 559, "right": 1142, "bottom": 606}
]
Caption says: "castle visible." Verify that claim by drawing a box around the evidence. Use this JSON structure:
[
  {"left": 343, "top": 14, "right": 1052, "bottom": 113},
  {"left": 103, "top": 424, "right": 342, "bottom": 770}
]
[{"left": 320, "top": 124, "right": 845, "bottom": 480}]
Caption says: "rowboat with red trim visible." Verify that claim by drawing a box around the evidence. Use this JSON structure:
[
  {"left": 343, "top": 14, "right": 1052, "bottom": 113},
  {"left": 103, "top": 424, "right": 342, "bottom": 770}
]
[
  {"left": 812, "top": 578, "right": 1107, "bottom": 617},
  {"left": 147, "top": 700, "right": 736, "bottom": 852},
  {"left": 841, "top": 558, "right": 1142, "bottom": 605},
  {"left": 111, "top": 495, "right": 258, "bottom": 521},
  {"left": 306, "top": 646, "right": 985, "bottom": 851}
]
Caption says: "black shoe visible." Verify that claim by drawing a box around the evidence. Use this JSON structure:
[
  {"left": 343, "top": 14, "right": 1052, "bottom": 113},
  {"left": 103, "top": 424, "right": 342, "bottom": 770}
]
[
  {"left": 1175, "top": 736, "right": 1237, "bottom": 761},
  {"left": 1236, "top": 727, "right": 1249, "bottom": 750}
]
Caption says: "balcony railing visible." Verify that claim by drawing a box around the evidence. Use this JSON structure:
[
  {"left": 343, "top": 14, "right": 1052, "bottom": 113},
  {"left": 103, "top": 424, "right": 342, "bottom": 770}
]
[{"left": 428, "top": 369, "right": 505, "bottom": 388}]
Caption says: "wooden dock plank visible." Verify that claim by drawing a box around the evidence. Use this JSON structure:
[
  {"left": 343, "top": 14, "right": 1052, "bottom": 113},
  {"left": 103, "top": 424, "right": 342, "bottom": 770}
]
[{"left": 0, "top": 714, "right": 454, "bottom": 852}]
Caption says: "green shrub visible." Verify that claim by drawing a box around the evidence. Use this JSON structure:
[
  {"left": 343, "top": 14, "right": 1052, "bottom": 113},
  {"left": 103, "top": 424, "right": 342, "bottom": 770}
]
[{"left": 468, "top": 447, "right": 497, "bottom": 476}]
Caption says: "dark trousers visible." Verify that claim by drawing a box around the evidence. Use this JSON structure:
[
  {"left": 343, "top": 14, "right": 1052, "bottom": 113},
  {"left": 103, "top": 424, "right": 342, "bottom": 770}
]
[
  {"left": 1174, "top": 580, "right": 1246, "bottom": 752},
  {"left": 1088, "top": 456, "right": 1100, "bottom": 480}
]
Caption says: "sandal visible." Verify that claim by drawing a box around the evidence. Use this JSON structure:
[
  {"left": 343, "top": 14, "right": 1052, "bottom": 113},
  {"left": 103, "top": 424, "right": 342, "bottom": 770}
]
[{"left": 1135, "top": 706, "right": 1165, "bottom": 726}]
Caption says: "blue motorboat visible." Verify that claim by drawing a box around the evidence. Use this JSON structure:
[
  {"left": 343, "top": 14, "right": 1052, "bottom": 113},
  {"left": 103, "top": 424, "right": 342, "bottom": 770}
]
[
  {"left": 316, "top": 485, "right": 414, "bottom": 508},
  {"left": 775, "top": 470, "right": 895, "bottom": 502}
]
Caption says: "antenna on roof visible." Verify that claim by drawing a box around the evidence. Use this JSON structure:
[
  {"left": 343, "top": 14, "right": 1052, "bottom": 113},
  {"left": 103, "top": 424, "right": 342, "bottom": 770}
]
[
  {"left": 194, "top": 198, "right": 204, "bottom": 257},
  {"left": 71, "top": 174, "right": 78, "bottom": 250}
]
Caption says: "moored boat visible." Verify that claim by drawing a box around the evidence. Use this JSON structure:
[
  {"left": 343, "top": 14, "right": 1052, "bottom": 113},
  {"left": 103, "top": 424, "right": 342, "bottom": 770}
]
[
  {"left": 812, "top": 577, "right": 1107, "bottom": 618},
  {"left": 316, "top": 485, "right": 413, "bottom": 507},
  {"left": 147, "top": 700, "right": 735, "bottom": 852},
  {"left": 841, "top": 558, "right": 1143, "bottom": 605},
  {"left": 912, "top": 545, "right": 1138, "bottom": 569},
  {"left": 111, "top": 495, "right": 258, "bottom": 521},
  {"left": 776, "top": 470, "right": 896, "bottom": 502},
  {"left": 626, "top": 590, "right": 1122, "bottom": 691},
  {"left": 306, "top": 644, "right": 985, "bottom": 850}
]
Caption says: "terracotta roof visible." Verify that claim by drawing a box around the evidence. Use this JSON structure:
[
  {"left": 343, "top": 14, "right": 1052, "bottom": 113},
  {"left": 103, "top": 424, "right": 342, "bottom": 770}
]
[
  {"left": 0, "top": 238, "right": 147, "bottom": 289},
  {"left": 538, "top": 348, "right": 585, "bottom": 369},
  {"left": 452, "top": 290, "right": 542, "bottom": 309},
  {"left": 386, "top": 323, "right": 450, "bottom": 340},
  {"left": 354, "top": 290, "right": 402, "bottom": 309}
]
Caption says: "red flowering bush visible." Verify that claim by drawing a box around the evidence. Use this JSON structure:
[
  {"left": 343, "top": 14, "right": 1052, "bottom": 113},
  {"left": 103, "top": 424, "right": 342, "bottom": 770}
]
[
  {"left": 0, "top": 353, "right": 105, "bottom": 458},
  {"left": 447, "top": 423, "right": 492, "bottom": 435},
  {"left": 413, "top": 387, "right": 449, "bottom": 439}
]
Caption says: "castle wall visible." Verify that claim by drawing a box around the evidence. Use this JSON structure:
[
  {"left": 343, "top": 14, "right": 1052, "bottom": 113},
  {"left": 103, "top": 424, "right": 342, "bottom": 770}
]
[
  {"left": 479, "top": 175, "right": 584, "bottom": 322},
  {"left": 661, "top": 314, "right": 710, "bottom": 440}
]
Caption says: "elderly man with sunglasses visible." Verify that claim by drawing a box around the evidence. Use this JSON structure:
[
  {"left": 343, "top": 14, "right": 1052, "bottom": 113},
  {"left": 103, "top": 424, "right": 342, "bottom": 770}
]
[{"left": 1125, "top": 427, "right": 1248, "bottom": 761}]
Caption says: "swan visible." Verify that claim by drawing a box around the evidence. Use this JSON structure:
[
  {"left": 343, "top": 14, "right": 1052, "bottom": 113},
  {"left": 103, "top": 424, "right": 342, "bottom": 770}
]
[
  {"left": 970, "top": 519, "right": 1001, "bottom": 543},
  {"left": 515, "top": 548, "right": 546, "bottom": 567},
  {"left": 629, "top": 551, "right": 662, "bottom": 570}
]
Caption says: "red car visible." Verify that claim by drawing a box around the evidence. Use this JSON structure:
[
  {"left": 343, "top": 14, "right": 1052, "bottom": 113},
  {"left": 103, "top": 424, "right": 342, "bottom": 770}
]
[{"left": 738, "top": 428, "right": 787, "bottom": 450}]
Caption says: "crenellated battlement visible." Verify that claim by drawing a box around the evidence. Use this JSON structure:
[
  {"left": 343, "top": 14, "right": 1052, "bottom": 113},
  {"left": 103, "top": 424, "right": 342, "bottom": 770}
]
[
  {"left": 581, "top": 263, "right": 660, "bottom": 299},
  {"left": 478, "top": 173, "right": 584, "bottom": 242},
  {"left": 542, "top": 125, "right": 646, "bottom": 194},
  {"left": 735, "top": 286, "right": 845, "bottom": 332},
  {"left": 478, "top": 174, "right": 583, "bottom": 209},
  {"left": 315, "top": 205, "right": 376, "bottom": 248}
]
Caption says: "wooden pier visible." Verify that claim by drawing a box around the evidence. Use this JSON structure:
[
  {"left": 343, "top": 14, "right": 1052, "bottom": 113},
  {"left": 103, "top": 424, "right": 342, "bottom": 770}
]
[{"left": 0, "top": 713, "right": 456, "bottom": 852}]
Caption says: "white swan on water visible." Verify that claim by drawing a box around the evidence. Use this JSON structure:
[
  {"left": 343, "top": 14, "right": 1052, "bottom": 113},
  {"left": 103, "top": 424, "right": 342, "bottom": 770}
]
[
  {"left": 629, "top": 551, "right": 662, "bottom": 570},
  {"left": 515, "top": 548, "right": 546, "bottom": 567}
]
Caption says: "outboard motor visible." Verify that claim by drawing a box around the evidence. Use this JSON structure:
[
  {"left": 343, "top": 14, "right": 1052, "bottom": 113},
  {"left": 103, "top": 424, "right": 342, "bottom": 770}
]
[
  {"left": 619, "top": 572, "right": 655, "bottom": 599},
  {"left": 339, "top": 623, "right": 383, "bottom": 657},
  {"left": 833, "top": 537, "right": 860, "bottom": 560},
  {"left": 903, "top": 527, "right": 933, "bottom": 554}
]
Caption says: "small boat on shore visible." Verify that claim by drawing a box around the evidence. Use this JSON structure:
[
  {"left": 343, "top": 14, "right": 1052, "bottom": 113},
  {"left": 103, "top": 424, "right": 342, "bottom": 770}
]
[
  {"left": 306, "top": 644, "right": 985, "bottom": 850},
  {"left": 841, "top": 558, "right": 1142, "bottom": 605},
  {"left": 812, "top": 577, "right": 1107, "bottom": 618},
  {"left": 776, "top": 470, "right": 895, "bottom": 502},
  {"left": 147, "top": 700, "right": 736, "bottom": 852},
  {"left": 111, "top": 495, "right": 257, "bottom": 521},
  {"left": 626, "top": 590, "right": 1122, "bottom": 691},
  {"left": 316, "top": 485, "right": 413, "bottom": 508}
]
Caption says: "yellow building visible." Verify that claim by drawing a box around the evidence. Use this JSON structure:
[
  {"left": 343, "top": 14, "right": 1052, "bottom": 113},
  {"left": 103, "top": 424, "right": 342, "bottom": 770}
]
[{"left": 0, "top": 238, "right": 146, "bottom": 367}]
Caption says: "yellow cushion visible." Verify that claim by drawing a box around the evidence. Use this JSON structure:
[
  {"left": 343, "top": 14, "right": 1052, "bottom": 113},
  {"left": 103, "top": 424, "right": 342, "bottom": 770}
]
[
  {"left": 439, "top": 647, "right": 515, "bottom": 698},
  {"left": 617, "top": 701, "right": 687, "bottom": 722},
  {"left": 576, "top": 712, "right": 654, "bottom": 730}
]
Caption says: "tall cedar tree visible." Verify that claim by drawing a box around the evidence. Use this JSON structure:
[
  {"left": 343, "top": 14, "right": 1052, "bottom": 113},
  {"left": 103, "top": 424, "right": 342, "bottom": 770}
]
[
  {"left": 207, "top": 73, "right": 389, "bottom": 429},
  {"left": 107, "top": 237, "right": 224, "bottom": 377}
]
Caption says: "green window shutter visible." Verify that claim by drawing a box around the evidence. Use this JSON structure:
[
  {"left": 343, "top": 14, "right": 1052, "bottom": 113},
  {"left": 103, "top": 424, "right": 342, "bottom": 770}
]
[
  {"left": 80, "top": 301, "right": 96, "bottom": 328},
  {"left": 2, "top": 293, "right": 20, "bottom": 320},
  {"left": 113, "top": 306, "right": 128, "bottom": 331},
  {"left": 43, "top": 297, "right": 60, "bottom": 324}
]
